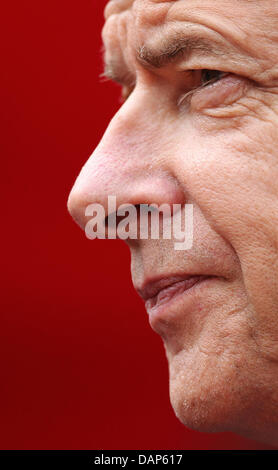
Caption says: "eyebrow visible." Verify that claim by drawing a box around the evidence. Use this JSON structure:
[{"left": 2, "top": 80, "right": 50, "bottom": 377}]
[
  {"left": 102, "top": 30, "right": 237, "bottom": 87},
  {"left": 101, "top": 61, "right": 136, "bottom": 90},
  {"left": 136, "top": 35, "right": 226, "bottom": 69}
]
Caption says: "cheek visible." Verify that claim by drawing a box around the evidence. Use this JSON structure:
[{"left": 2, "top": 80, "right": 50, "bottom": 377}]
[
  {"left": 173, "top": 121, "right": 278, "bottom": 348},
  {"left": 174, "top": 110, "right": 278, "bottom": 250}
]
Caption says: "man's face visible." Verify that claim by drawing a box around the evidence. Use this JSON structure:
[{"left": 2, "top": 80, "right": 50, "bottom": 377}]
[{"left": 68, "top": 0, "right": 278, "bottom": 445}]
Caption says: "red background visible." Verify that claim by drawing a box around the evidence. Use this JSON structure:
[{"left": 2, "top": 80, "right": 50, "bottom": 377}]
[{"left": 0, "top": 0, "right": 273, "bottom": 449}]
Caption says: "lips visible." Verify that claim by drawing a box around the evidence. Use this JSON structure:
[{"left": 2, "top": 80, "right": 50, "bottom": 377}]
[{"left": 138, "top": 275, "right": 211, "bottom": 314}]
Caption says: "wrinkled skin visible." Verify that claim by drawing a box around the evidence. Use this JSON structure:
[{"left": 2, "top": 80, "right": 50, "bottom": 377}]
[{"left": 68, "top": 0, "right": 278, "bottom": 445}]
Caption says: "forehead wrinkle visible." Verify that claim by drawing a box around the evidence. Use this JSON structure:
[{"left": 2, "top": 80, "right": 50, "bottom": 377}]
[
  {"left": 102, "top": 3, "right": 138, "bottom": 86},
  {"left": 131, "top": 0, "right": 271, "bottom": 77},
  {"left": 136, "top": 24, "right": 238, "bottom": 70},
  {"left": 105, "top": 0, "right": 135, "bottom": 19}
]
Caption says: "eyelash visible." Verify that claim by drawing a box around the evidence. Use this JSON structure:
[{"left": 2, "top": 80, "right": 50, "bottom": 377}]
[
  {"left": 121, "top": 69, "right": 228, "bottom": 104},
  {"left": 200, "top": 69, "right": 227, "bottom": 86},
  {"left": 177, "top": 69, "right": 228, "bottom": 106}
]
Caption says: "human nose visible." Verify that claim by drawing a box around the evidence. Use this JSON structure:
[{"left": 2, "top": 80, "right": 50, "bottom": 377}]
[{"left": 67, "top": 92, "right": 184, "bottom": 232}]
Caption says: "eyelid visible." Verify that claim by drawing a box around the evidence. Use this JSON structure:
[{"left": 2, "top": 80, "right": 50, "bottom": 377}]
[
  {"left": 201, "top": 70, "right": 229, "bottom": 87},
  {"left": 177, "top": 70, "right": 229, "bottom": 107}
]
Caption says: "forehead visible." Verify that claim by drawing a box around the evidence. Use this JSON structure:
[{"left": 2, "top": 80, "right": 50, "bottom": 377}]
[
  {"left": 104, "top": 0, "right": 184, "bottom": 33},
  {"left": 104, "top": 0, "right": 262, "bottom": 24},
  {"left": 103, "top": 0, "right": 272, "bottom": 52},
  {"left": 103, "top": 0, "right": 197, "bottom": 74},
  {"left": 103, "top": 0, "right": 278, "bottom": 86}
]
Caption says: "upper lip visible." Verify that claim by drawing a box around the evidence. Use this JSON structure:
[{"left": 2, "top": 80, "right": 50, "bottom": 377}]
[{"left": 137, "top": 274, "right": 209, "bottom": 302}]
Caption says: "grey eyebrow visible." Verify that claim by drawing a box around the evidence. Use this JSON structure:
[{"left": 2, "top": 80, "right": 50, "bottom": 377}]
[
  {"left": 102, "top": 36, "right": 223, "bottom": 86},
  {"left": 136, "top": 36, "right": 226, "bottom": 69},
  {"left": 101, "top": 62, "right": 124, "bottom": 84},
  {"left": 101, "top": 61, "right": 136, "bottom": 88},
  {"left": 101, "top": 42, "right": 136, "bottom": 87},
  {"left": 102, "top": 30, "right": 240, "bottom": 87}
]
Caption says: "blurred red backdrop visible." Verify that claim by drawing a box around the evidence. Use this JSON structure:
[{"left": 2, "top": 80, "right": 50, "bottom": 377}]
[{"left": 0, "top": 0, "right": 273, "bottom": 449}]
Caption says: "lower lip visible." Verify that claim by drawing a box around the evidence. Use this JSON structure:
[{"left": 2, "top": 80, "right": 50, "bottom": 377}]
[{"left": 145, "top": 276, "right": 217, "bottom": 324}]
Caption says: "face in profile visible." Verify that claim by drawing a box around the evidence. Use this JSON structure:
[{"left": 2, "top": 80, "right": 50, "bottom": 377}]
[{"left": 68, "top": 0, "right": 278, "bottom": 446}]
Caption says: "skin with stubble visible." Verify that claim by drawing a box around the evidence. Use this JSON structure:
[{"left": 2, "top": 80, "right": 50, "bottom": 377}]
[{"left": 68, "top": 0, "right": 278, "bottom": 445}]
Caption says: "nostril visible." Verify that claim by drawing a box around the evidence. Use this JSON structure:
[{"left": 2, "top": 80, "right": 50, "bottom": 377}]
[
  {"left": 105, "top": 212, "right": 127, "bottom": 228},
  {"left": 104, "top": 204, "right": 141, "bottom": 228},
  {"left": 103, "top": 204, "right": 141, "bottom": 240}
]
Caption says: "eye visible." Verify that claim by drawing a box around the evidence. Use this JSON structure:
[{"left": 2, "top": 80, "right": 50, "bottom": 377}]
[
  {"left": 200, "top": 69, "right": 227, "bottom": 87},
  {"left": 178, "top": 69, "right": 229, "bottom": 107}
]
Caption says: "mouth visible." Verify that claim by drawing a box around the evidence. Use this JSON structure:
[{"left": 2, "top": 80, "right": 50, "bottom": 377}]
[{"left": 137, "top": 275, "right": 215, "bottom": 317}]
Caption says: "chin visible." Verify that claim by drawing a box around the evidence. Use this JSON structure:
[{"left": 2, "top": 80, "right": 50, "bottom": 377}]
[
  {"left": 169, "top": 378, "right": 236, "bottom": 434},
  {"left": 167, "top": 346, "right": 268, "bottom": 438}
]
